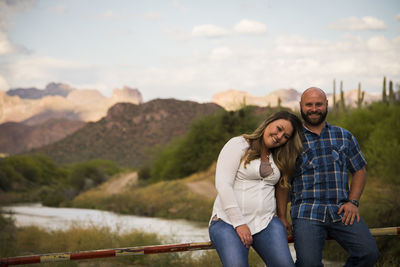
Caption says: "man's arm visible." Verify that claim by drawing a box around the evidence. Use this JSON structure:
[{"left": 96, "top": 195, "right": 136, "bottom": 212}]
[
  {"left": 276, "top": 184, "right": 291, "bottom": 231},
  {"left": 338, "top": 166, "right": 367, "bottom": 225}
]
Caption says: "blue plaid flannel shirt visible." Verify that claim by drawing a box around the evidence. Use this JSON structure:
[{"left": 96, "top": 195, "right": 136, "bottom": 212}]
[{"left": 290, "top": 122, "right": 367, "bottom": 222}]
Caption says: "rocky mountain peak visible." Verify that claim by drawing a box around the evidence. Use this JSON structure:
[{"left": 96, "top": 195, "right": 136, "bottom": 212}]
[{"left": 111, "top": 86, "right": 142, "bottom": 104}]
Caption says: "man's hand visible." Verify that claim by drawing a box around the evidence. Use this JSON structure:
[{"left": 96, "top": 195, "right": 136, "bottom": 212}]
[
  {"left": 236, "top": 224, "right": 253, "bottom": 248},
  {"left": 338, "top": 202, "right": 360, "bottom": 225}
]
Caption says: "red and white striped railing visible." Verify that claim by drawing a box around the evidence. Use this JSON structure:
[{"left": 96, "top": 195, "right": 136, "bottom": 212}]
[{"left": 1, "top": 226, "right": 399, "bottom": 266}]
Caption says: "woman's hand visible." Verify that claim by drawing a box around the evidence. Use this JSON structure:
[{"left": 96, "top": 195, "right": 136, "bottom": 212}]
[
  {"left": 278, "top": 216, "right": 292, "bottom": 234},
  {"left": 236, "top": 224, "right": 253, "bottom": 248}
]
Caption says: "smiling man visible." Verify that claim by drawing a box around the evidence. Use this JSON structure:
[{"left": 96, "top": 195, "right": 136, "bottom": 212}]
[{"left": 277, "top": 87, "right": 380, "bottom": 267}]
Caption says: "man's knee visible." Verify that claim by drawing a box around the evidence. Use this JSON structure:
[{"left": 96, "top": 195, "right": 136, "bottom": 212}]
[
  {"left": 347, "top": 241, "right": 380, "bottom": 267},
  {"left": 359, "top": 245, "right": 380, "bottom": 265}
]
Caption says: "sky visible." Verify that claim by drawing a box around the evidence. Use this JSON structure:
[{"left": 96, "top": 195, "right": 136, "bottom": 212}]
[{"left": 0, "top": 0, "right": 399, "bottom": 102}]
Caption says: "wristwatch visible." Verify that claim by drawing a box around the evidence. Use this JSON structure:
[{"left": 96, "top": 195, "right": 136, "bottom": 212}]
[{"left": 346, "top": 199, "right": 359, "bottom": 207}]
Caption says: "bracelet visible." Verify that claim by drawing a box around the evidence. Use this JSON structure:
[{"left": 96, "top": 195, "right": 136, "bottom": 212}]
[{"left": 346, "top": 199, "right": 359, "bottom": 207}]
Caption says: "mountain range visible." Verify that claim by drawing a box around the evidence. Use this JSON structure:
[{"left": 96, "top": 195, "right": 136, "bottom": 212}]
[
  {"left": 28, "top": 99, "right": 222, "bottom": 167},
  {"left": 0, "top": 82, "right": 382, "bottom": 167},
  {"left": 0, "top": 82, "right": 142, "bottom": 125},
  {"left": 212, "top": 88, "right": 381, "bottom": 111}
]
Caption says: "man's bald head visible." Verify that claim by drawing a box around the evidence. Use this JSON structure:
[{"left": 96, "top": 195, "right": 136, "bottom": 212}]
[
  {"left": 299, "top": 87, "right": 328, "bottom": 128},
  {"left": 301, "top": 87, "right": 327, "bottom": 103}
]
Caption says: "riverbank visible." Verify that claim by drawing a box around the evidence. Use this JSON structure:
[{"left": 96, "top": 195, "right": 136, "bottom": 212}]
[
  {"left": 1, "top": 203, "right": 209, "bottom": 244},
  {"left": 70, "top": 164, "right": 217, "bottom": 223},
  {"left": 1, "top": 164, "right": 399, "bottom": 265},
  {"left": 1, "top": 204, "right": 346, "bottom": 267}
]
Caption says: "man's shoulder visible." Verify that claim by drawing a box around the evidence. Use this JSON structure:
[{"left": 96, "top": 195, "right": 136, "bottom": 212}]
[{"left": 326, "top": 122, "right": 353, "bottom": 137}]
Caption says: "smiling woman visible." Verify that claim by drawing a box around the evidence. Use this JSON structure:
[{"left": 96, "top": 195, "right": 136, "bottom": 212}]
[{"left": 208, "top": 110, "right": 303, "bottom": 266}]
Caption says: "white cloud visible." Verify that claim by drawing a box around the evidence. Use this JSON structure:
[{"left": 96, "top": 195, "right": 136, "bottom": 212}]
[
  {"left": 0, "top": 32, "right": 16, "bottom": 55},
  {"left": 328, "top": 16, "right": 387, "bottom": 31},
  {"left": 172, "top": 0, "right": 190, "bottom": 13},
  {"left": 396, "top": 14, "right": 400, "bottom": 21},
  {"left": 233, "top": 19, "right": 267, "bottom": 35},
  {"left": 209, "top": 46, "right": 233, "bottom": 61},
  {"left": 47, "top": 4, "right": 67, "bottom": 14},
  {"left": 394, "top": 36, "right": 400, "bottom": 45},
  {"left": 3, "top": 33, "right": 400, "bottom": 102},
  {"left": 192, "top": 19, "right": 267, "bottom": 38},
  {"left": 99, "top": 10, "right": 118, "bottom": 19},
  {"left": 0, "top": 75, "right": 9, "bottom": 91},
  {"left": 367, "top": 35, "right": 393, "bottom": 51},
  {"left": 139, "top": 12, "right": 163, "bottom": 21},
  {"left": 3, "top": 56, "right": 96, "bottom": 90},
  {"left": 0, "top": 0, "right": 37, "bottom": 31},
  {"left": 0, "top": 0, "right": 37, "bottom": 56},
  {"left": 192, "top": 24, "right": 231, "bottom": 38}
]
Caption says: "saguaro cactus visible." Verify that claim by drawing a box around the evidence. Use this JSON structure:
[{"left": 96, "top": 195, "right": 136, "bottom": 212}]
[
  {"left": 382, "top": 76, "right": 387, "bottom": 103},
  {"left": 356, "top": 82, "right": 365, "bottom": 108},
  {"left": 389, "top": 80, "right": 395, "bottom": 105},
  {"left": 339, "top": 81, "right": 345, "bottom": 112},
  {"left": 333, "top": 79, "right": 337, "bottom": 112}
]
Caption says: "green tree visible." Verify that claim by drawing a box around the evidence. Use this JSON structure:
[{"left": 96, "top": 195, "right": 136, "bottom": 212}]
[
  {"left": 68, "top": 160, "right": 120, "bottom": 191},
  {"left": 148, "top": 107, "right": 260, "bottom": 182},
  {"left": 365, "top": 105, "right": 400, "bottom": 184}
]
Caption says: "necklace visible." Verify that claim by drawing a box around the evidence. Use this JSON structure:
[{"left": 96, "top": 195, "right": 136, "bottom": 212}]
[{"left": 264, "top": 150, "right": 270, "bottom": 161}]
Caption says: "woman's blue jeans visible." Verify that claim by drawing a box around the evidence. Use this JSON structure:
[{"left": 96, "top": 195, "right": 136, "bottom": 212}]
[
  {"left": 209, "top": 217, "right": 295, "bottom": 267},
  {"left": 292, "top": 217, "right": 380, "bottom": 267}
]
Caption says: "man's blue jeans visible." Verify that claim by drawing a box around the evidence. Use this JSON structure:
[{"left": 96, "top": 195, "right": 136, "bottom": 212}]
[
  {"left": 292, "top": 217, "right": 380, "bottom": 267},
  {"left": 209, "top": 217, "right": 295, "bottom": 267}
]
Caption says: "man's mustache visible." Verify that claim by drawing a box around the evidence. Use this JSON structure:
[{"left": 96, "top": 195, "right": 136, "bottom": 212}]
[{"left": 307, "top": 111, "right": 322, "bottom": 115}]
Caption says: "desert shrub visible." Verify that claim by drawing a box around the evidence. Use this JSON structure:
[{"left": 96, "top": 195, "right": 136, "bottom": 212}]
[
  {"left": 68, "top": 159, "right": 121, "bottom": 192},
  {"left": 148, "top": 107, "right": 259, "bottom": 182}
]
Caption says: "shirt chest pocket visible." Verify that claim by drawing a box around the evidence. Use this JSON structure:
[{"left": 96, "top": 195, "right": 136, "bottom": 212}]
[
  {"left": 300, "top": 145, "right": 346, "bottom": 172},
  {"left": 327, "top": 145, "right": 346, "bottom": 168},
  {"left": 299, "top": 149, "right": 316, "bottom": 174}
]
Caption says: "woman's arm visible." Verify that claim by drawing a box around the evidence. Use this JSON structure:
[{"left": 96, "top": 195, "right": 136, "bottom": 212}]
[
  {"left": 275, "top": 184, "right": 291, "bottom": 232},
  {"left": 215, "top": 137, "right": 252, "bottom": 247}
]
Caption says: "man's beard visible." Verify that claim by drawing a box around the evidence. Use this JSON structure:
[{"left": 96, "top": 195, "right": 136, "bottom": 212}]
[{"left": 301, "top": 109, "right": 328, "bottom": 126}]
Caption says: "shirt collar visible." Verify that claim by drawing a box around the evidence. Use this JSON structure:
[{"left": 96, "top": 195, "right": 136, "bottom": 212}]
[{"left": 302, "top": 121, "right": 330, "bottom": 136}]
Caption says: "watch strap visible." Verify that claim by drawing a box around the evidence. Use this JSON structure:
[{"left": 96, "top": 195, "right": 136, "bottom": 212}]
[{"left": 347, "top": 199, "right": 359, "bottom": 207}]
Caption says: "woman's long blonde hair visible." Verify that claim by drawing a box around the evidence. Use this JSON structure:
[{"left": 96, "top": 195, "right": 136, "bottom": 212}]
[{"left": 241, "top": 111, "right": 303, "bottom": 188}]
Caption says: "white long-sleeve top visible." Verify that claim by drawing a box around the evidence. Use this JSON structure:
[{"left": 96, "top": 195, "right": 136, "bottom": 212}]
[{"left": 210, "top": 136, "right": 281, "bottom": 235}]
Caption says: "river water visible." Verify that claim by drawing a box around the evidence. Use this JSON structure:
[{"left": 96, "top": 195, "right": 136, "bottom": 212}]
[
  {"left": 1, "top": 203, "right": 209, "bottom": 244},
  {"left": 1, "top": 203, "right": 342, "bottom": 266}
]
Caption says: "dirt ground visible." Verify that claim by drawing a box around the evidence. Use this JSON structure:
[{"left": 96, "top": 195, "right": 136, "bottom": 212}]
[
  {"left": 186, "top": 180, "right": 217, "bottom": 199},
  {"left": 100, "top": 170, "right": 216, "bottom": 199},
  {"left": 103, "top": 172, "right": 138, "bottom": 194}
]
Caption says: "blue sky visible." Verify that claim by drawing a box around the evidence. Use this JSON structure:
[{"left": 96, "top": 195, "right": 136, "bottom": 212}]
[{"left": 0, "top": 0, "right": 399, "bottom": 102}]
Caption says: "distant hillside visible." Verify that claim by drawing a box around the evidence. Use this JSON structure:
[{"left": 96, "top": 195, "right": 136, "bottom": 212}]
[
  {"left": 212, "top": 88, "right": 301, "bottom": 110},
  {"left": 212, "top": 88, "right": 381, "bottom": 110},
  {"left": 30, "top": 99, "right": 223, "bottom": 167},
  {"left": 0, "top": 118, "right": 86, "bottom": 155},
  {"left": 1, "top": 83, "right": 143, "bottom": 124},
  {"left": 6, "top": 82, "right": 74, "bottom": 99}
]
